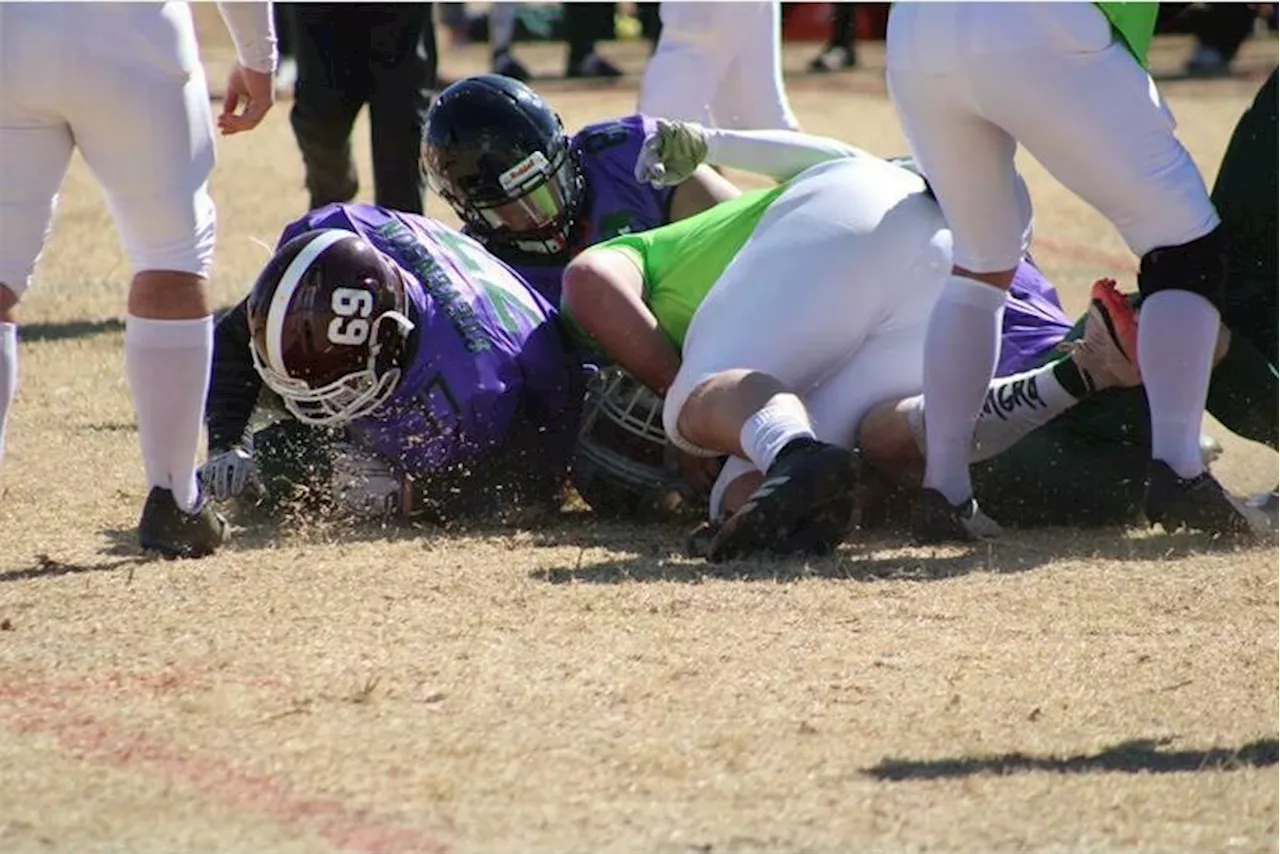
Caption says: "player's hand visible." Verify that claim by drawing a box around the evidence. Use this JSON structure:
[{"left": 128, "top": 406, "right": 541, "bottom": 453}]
[
  {"left": 200, "top": 446, "right": 262, "bottom": 501},
  {"left": 634, "top": 119, "right": 710, "bottom": 188},
  {"left": 218, "top": 63, "right": 275, "bottom": 136},
  {"left": 330, "top": 443, "right": 407, "bottom": 520}
]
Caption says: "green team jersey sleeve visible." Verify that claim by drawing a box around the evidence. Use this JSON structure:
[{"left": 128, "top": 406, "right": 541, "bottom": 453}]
[
  {"left": 562, "top": 184, "right": 786, "bottom": 350},
  {"left": 1094, "top": 2, "right": 1158, "bottom": 67}
]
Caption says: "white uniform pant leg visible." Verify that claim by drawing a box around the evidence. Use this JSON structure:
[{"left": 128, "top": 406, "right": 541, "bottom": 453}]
[
  {"left": 887, "top": 2, "right": 1217, "bottom": 267},
  {"left": 638, "top": 2, "right": 739, "bottom": 124},
  {"left": 0, "top": 11, "right": 76, "bottom": 295},
  {"left": 0, "top": 113, "right": 74, "bottom": 296},
  {"left": 71, "top": 60, "right": 218, "bottom": 278},
  {"left": 970, "top": 7, "right": 1219, "bottom": 255},
  {"left": 712, "top": 2, "right": 799, "bottom": 131},
  {"left": 885, "top": 3, "right": 1025, "bottom": 273},
  {"left": 705, "top": 267, "right": 943, "bottom": 523},
  {"left": 1, "top": 3, "right": 218, "bottom": 282},
  {"left": 664, "top": 157, "right": 952, "bottom": 455}
]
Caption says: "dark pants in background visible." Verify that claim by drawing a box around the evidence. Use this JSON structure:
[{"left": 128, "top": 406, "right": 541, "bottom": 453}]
[
  {"left": 1190, "top": 2, "right": 1257, "bottom": 63},
  {"left": 288, "top": 3, "right": 437, "bottom": 214},
  {"left": 563, "top": 2, "right": 615, "bottom": 72}
]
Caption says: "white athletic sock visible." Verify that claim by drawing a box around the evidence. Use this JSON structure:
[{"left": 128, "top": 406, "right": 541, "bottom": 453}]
[
  {"left": 738, "top": 394, "right": 815, "bottom": 473},
  {"left": 125, "top": 315, "right": 213, "bottom": 512},
  {"left": 1138, "top": 290, "right": 1219, "bottom": 479},
  {"left": 0, "top": 322, "right": 17, "bottom": 461},
  {"left": 920, "top": 275, "right": 1008, "bottom": 504}
]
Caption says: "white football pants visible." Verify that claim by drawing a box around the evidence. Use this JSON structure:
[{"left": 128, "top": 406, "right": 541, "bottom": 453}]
[
  {"left": 885, "top": 2, "right": 1218, "bottom": 273},
  {"left": 0, "top": 2, "right": 218, "bottom": 295},
  {"left": 660, "top": 158, "right": 953, "bottom": 517},
  {"left": 638, "top": 1, "right": 799, "bottom": 131}
]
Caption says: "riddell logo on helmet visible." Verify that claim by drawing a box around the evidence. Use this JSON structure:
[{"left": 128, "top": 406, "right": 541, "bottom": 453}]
[{"left": 498, "top": 151, "right": 551, "bottom": 192}]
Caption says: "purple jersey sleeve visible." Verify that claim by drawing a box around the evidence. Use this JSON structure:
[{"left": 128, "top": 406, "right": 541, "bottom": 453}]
[
  {"left": 279, "top": 204, "right": 578, "bottom": 478},
  {"left": 995, "top": 258, "right": 1074, "bottom": 377},
  {"left": 503, "top": 115, "right": 676, "bottom": 306}
]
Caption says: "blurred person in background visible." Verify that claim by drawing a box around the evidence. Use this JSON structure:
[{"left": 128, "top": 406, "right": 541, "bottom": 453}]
[
  {"left": 0, "top": 1, "right": 277, "bottom": 557},
  {"left": 288, "top": 3, "right": 439, "bottom": 214},
  {"left": 443, "top": 3, "right": 623, "bottom": 81},
  {"left": 564, "top": 2, "right": 625, "bottom": 78},
  {"left": 489, "top": 3, "right": 532, "bottom": 81},
  {"left": 808, "top": 3, "right": 857, "bottom": 73},
  {"left": 1158, "top": 3, "right": 1265, "bottom": 77},
  {"left": 638, "top": 1, "right": 798, "bottom": 130}
]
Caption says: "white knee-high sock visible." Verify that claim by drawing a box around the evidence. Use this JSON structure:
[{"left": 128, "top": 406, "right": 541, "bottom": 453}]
[
  {"left": 0, "top": 322, "right": 17, "bottom": 461},
  {"left": 921, "top": 275, "right": 1008, "bottom": 504},
  {"left": 739, "top": 394, "right": 815, "bottom": 473},
  {"left": 1138, "top": 290, "right": 1219, "bottom": 479},
  {"left": 125, "top": 315, "right": 213, "bottom": 511}
]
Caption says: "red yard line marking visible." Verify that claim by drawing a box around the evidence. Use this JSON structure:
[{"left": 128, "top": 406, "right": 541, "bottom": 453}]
[{"left": 0, "top": 674, "right": 450, "bottom": 854}]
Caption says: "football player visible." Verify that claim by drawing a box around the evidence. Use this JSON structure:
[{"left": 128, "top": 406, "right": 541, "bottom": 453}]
[
  {"left": 953, "top": 66, "right": 1278, "bottom": 530},
  {"left": 420, "top": 74, "right": 747, "bottom": 305},
  {"left": 1, "top": 2, "right": 277, "bottom": 558},
  {"left": 563, "top": 144, "right": 954, "bottom": 561},
  {"left": 606, "top": 119, "right": 1273, "bottom": 538},
  {"left": 200, "top": 203, "right": 584, "bottom": 522},
  {"left": 884, "top": 4, "right": 1247, "bottom": 542}
]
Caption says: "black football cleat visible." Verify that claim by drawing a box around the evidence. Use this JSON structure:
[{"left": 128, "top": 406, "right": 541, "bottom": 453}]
[
  {"left": 911, "top": 488, "right": 1003, "bottom": 545},
  {"left": 138, "top": 487, "right": 228, "bottom": 559},
  {"left": 1143, "top": 461, "right": 1261, "bottom": 539},
  {"left": 705, "top": 438, "right": 859, "bottom": 563}
]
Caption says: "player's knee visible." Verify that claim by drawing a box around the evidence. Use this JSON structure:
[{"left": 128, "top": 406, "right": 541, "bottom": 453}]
[
  {"left": 0, "top": 270, "right": 31, "bottom": 312},
  {"left": 114, "top": 185, "right": 217, "bottom": 278},
  {"left": 0, "top": 283, "right": 20, "bottom": 322},
  {"left": 1136, "top": 223, "right": 1228, "bottom": 309}
]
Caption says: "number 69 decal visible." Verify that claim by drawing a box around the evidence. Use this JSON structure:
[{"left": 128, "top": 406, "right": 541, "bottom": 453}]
[{"left": 328, "top": 287, "right": 374, "bottom": 346}]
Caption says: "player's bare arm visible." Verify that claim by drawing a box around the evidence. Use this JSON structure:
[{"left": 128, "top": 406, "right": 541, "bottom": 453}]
[
  {"left": 214, "top": 1, "right": 278, "bottom": 135},
  {"left": 561, "top": 249, "right": 681, "bottom": 396}
]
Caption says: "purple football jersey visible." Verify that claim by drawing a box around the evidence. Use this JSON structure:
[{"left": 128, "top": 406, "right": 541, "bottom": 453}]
[
  {"left": 995, "top": 258, "right": 1074, "bottom": 377},
  {"left": 502, "top": 114, "right": 675, "bottom": 304},
  {"left": 278, "top": 204, "right": 578, "bottom": 477}
]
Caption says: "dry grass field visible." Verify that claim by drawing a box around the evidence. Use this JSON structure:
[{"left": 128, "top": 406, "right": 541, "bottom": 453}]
[{"left": 0, "top": 22, "right": 1277, "bottom": 854}]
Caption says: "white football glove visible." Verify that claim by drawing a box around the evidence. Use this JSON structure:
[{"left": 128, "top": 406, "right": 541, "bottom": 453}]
[
  {"left": 633, "top": 119, "right": 710, "bottom": 188},
  {"left": 200, "top": 446, "right": 262, "bottom": 501},
  {"left": 330, "top": 443, "right": 407, "bottom": 520}
]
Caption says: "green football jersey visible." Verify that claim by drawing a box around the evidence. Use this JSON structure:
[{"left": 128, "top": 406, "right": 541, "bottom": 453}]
[
  {"left": 1094, "top": 2, "right": 1158, "bottom": 67},
  {"left": 569, "top": 183, "right": 787, "bottom": 349}
]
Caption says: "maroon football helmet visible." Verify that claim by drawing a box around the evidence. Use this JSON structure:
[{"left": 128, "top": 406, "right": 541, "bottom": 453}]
[{"left": 246, "top": 229, "right": 415, "bottom": 426}]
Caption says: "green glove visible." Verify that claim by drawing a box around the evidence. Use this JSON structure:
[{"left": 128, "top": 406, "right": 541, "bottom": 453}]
[{"left": 633, "top": 119, "right": 710, "bottom": 188}]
